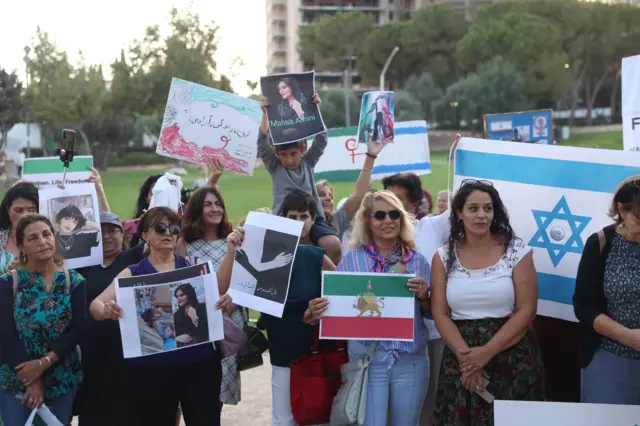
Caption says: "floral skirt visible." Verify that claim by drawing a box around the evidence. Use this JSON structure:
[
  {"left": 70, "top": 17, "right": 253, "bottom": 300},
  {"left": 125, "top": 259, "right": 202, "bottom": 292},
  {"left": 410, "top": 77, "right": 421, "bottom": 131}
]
[{"left": 435, "top": 317, "right": 545, "bottom": 426}]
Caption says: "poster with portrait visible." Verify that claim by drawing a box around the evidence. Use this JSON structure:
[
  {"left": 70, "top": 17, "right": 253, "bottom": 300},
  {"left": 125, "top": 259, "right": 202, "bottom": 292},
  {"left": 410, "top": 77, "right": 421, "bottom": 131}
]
[
  {"left": 357, "top": 91, "right": 395, "bottom": 144},
  {"left": 156, "top": 78, "right": 261, "bottom": 175},
  {"left": 228, "top": 212, "right": 303, "bottom": 318},
  {"left": 38, "top": 183, "right": 103, "bottom": 269},
  {"left": 116, "top": 262, "right": 224, "bottom": 359},
  {"left": 260, "top": 70, "right": 327, "bottom": 145}
]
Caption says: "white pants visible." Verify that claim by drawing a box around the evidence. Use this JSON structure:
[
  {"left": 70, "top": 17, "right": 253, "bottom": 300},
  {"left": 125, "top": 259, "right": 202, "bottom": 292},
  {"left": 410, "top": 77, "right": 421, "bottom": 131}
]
[
  {"left": 271, "top": 365, "right": 328, "bottom": 426},
  {"left": 419, "top": 339, "right": 445, "bottom": 426}
]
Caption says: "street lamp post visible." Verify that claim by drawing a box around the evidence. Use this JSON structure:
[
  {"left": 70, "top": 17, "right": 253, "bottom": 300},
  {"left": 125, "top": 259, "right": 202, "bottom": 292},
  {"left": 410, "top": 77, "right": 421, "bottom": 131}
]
[
  {"left": 23, "top": 46, "right": 31, "bottom": 158},
  {"left": 379, "top": 46, "right": 400, "bottom": 91},
  {"left": 344, "top": 55, "right": 356, "bottom": 127}
]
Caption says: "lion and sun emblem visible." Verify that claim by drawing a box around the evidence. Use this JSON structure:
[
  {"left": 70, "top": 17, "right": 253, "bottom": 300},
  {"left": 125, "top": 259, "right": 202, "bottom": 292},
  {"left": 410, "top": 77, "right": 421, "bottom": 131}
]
[{"left": 353, "top": 280, "right": 385, "bottom": 317}]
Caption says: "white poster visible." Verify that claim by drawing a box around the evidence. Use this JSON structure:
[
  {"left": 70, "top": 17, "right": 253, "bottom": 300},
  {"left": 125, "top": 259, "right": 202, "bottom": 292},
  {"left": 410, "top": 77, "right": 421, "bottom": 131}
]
[
  {"left": 495, "top": 400, "right": 640, "bottom": 425},
  {"left": 22, "top": 156, "right": 94, "bottom": 189},
  {"left": 228, "top": 212, "right": 302, "bottom": 318},
  {"left": 116, "top": 262, "right": 224, "bottom": 359},
  {"left": 38, "top": 183, "right": 103, "bottom": 269},
  {"left": 312, "top": 121, "right": 431, "bottom": 182},
  {"left": 455, "top": 138, "right": 640, "bottom": 321},
  {"left": 156, "top": 77, "right": 261, "bottom": 175},
  {"left": 622, "top": 55, "right": 640, "bottom": 151}
]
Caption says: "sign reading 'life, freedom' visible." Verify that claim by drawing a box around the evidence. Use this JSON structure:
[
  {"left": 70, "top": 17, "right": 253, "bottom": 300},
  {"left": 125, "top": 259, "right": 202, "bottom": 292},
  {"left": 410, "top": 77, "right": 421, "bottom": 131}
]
[{"left": 622, "top": 55, "right": 640, "bottom": 151}]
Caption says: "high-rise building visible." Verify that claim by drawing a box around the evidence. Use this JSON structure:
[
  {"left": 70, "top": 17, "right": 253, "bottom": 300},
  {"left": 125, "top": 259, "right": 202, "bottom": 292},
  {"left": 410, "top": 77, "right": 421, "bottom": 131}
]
[
  {"left": 266, "top": 0, "right": 420, "bottom": 87},
  {"left": 416, "top": 0, "right": 494, "bottom": 20}
]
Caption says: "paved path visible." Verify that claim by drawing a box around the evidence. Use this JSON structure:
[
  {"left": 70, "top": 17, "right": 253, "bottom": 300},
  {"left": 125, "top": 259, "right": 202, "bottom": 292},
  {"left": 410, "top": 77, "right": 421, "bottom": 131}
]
[{"left": 71, "top": 354, "right": 273, "bottom": 425}]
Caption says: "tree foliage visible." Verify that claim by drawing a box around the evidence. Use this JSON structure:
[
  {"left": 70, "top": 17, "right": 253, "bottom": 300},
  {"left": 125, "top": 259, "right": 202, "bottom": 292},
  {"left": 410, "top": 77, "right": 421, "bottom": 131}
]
[
  {"left": 0, "top": 69, "right": 23, "bottom": 151},
  {"left": 358, "top": 22, "right": 413, "bottom": 88},
  {"left": 404, "top": 73, "right": 443, "bottom": 123},
  {"left": 317, "top": 88, "right": 360, "bottom": 129},
  {"left": 394, "top": 90, "right": 424, "bottom": 122}
]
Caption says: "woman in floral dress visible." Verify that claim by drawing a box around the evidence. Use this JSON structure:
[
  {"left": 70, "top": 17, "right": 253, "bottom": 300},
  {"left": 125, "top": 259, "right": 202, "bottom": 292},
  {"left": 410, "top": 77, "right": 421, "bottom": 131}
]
[{"left": 178, "top": 185, "right": 245, "bottom": 408}]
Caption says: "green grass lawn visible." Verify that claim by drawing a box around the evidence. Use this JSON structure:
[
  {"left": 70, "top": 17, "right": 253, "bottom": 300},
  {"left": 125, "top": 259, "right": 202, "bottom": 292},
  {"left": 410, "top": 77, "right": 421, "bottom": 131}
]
[{"left": 562, "top": 131, "right": 623, "bottom": 150}]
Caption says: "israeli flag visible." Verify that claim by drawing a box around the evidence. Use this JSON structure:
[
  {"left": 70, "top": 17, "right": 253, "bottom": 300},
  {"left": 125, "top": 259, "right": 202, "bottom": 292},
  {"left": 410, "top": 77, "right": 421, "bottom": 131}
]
[{"left": 455, "top": 138, "right": 640, "bottom": 321}]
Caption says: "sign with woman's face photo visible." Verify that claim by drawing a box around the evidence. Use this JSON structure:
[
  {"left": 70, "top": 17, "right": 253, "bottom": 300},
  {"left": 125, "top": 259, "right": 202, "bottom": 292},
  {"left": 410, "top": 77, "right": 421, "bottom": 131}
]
[{"left": 260, "top": 70, "right": 327, "bottom": 145}]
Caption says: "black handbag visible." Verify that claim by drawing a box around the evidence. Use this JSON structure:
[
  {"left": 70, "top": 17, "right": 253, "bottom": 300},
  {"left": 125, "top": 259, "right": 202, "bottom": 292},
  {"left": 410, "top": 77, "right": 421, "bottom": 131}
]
[{"left": 237, "top": 323, "right": 269, "bottom": 372}]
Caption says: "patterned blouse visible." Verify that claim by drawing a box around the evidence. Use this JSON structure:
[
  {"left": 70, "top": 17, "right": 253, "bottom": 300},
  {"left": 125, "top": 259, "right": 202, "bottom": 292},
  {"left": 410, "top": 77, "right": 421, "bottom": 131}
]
[
  {"left": 0, "top": 269, "right": 86, "bottom": 400},
  {"left": 186, "top": 239, "right": 227, "bottom": 272},
  {"left": 0, "top": 229, "right": 16, "bottom": 274},
  {"left": 337, "top": 245, "right": 431, "bottom": 354}
]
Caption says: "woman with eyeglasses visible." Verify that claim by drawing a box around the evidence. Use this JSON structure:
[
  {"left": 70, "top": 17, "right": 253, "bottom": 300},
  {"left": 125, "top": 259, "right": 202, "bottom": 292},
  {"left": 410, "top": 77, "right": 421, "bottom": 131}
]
[
  {"left": 431, "top": 179, "right": 543, "bottom": 426},
  {"left": 308, "top": 190, "right": 431, "bottom": 426},
  {"left": 89, "top": 207, "right": 232, "bottom": 426},
  {"left": 574, "top": 176, "right": 640, "bottom": 405}
]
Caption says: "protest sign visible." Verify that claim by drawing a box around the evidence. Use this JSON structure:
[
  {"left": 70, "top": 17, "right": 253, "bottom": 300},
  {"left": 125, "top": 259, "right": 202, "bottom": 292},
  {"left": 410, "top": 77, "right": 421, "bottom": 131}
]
[
  {"left": 622, "top": 55, "right": 640, "bottom": 151},
  {"left": 157, "top": 78, "right": 261, "bottom": 175},
  {"left": 494, "top": 400, "right": 640, "bottom": 425},
  {"left": 22, "top": 156, "right": 93, "bottom": 189},
  {"left": 484, "top": 109, "right": 553, "bottom": 144},
  {"left": 260, "top": 71, "right": 326, "bottom": 145},
  {"left": 38, "top": 183, "right": 103, "bottom": 269},
  {"left": 313, "top": 120, "right": 430, "bottom": 182},
  {"left": 116, "top": 262, "right": 224, "bottom": 358},
  {"left": 320, "top": 272, "right": 415, "bottom": 341},
  {"left": 455, "top": 138, "right": 640, "bottom": 321},
  {"left": 357, "top": 91, "right": 394, "bottom": 144},
  {"left": 228, "top": 212, "right": 302, "bottom": 318}
]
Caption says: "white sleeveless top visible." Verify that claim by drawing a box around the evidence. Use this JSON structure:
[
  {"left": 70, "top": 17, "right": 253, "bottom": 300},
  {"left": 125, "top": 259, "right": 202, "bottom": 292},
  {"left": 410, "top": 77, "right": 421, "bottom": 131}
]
[{"left": 437, "top": 239, "right": 531, "bottom": 320}]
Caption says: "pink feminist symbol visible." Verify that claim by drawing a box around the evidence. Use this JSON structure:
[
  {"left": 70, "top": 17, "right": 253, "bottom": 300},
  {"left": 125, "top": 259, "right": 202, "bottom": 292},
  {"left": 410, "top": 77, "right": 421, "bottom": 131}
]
[
  {"left": 345, "top": 138, "right": 365, "bottom": 164},
  {"left": 220, "top": 136, "right": 229, "bottom": 149}
]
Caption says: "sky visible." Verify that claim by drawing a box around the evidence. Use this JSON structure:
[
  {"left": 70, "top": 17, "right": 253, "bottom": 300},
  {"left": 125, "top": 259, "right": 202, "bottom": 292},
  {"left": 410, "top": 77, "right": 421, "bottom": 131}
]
[{"left": 0, "top": 0, "right": 266, "bottom": 96}]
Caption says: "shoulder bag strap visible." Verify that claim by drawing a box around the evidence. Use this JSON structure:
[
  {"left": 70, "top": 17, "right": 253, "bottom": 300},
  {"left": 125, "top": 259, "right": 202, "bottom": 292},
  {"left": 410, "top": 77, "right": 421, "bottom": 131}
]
[
  {"left": 11, "top": 268, "right": 18, "bottom": 299},
  {"left": 363, "top": 341, "right": 377, "bottom": 366},
  {"left": 597, "top": 230, "right": 606, "bottom": 255},
  {"left": 63, "top": 268, "right": 71, "bottom": 292}
]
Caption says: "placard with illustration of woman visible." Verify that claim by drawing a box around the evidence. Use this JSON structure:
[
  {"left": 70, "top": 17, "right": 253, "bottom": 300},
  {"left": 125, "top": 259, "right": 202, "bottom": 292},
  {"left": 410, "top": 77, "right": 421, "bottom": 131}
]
[{"left": 260, "top": 71, "right": 327, "bottom": 145}]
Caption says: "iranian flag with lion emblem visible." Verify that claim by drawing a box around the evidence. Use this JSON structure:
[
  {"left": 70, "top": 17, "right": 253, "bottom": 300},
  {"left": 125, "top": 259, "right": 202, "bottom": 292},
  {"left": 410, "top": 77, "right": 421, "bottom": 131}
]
[{"left": 320, "top": 272, "right": 415, "bottom": 341}]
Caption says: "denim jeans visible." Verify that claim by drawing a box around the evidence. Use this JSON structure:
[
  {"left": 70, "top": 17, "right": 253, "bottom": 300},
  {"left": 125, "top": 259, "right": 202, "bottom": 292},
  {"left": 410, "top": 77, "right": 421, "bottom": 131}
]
[
  {"left": 582, "top": 348, "right": 640, "bottom": 405},
  {"left": 349, "top": 341, "right": 429, "bottom": 426},
  {"left": 0, "top": 386, "right": 77, "bottom": 426}
]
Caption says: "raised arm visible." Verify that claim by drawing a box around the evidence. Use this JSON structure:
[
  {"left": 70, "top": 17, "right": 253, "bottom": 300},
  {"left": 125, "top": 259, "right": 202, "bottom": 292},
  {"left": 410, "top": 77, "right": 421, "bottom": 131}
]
[
  {"left": 217, "top": 227, "right": 245, "bottom": 294},
  {"left": 90, "top": 268, "right": 132, "bottom": 321},
  {"left": 303, "top": 91, "right": 327, "bottom": 167},
  {"left": 89, "top": 166, "right": 110, "bottom": 213},
  {"left": 257, "top": 97, "right": 279, "bottom": 173},
  {"left": 207, "top": 158, "right": 224, "bottom": 188}
]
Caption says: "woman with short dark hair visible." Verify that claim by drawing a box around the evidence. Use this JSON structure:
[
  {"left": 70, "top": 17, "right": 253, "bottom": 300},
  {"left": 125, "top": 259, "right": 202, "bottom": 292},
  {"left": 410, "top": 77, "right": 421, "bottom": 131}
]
[
  {"left": 54, "top": 204, "right": 100, "bottom": 260},
  {"left": 574, "top": 175, "right": 640, "bottom": 404}
]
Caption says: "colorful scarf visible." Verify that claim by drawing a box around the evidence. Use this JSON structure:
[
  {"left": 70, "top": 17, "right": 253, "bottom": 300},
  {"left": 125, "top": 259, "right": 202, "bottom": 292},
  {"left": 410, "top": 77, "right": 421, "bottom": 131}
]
[{"left": 363, "top": 241, "right": 414, "bottom": 272}]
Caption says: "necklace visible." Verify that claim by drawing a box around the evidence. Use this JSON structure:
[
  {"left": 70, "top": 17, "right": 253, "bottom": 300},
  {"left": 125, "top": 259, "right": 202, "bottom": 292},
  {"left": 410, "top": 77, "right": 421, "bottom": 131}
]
[{"left": 57, "top": 234, "right": 75, "bottom": 251}]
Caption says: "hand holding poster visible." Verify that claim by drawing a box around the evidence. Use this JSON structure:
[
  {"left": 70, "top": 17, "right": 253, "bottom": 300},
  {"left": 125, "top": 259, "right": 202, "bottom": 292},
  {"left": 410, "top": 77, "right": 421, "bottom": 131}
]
[
  {"left": 228, "top": 212, "right": 302, "bottom": 318},
  {"left": 622, "top": 55, "right": 640, "bottom": 151},
  {"left": 22, "top": 156, "right": 94, "bottom": 188},
  {"left": 116, "top": 262, "right": 224, "bottom": 358},
  {"left": 455, "top": 138, "right": 640, "bottom": 321},
  {"left": 357, "top": 91, "right": 394, "bottom": 144},
  {"left": 260, "top": 71, "right": 327, "bottom": 145},
  {"left": 156, "top": 78, "right": 261, "bottom": 175},
  {"left": 38, "top": 183, "right": 103, "bottom": 269},
  {"left": 320, "top": 272, "right": 415, "bottom": 341}
]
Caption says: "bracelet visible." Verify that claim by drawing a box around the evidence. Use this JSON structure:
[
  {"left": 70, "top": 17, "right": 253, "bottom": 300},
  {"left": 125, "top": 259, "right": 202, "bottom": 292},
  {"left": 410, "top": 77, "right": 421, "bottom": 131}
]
[
  {"left": 366, "top": 152, "right": 377, "bottom": 159},
  {"left": 45, "top": 355, "right": 53, "bottom": 366}
]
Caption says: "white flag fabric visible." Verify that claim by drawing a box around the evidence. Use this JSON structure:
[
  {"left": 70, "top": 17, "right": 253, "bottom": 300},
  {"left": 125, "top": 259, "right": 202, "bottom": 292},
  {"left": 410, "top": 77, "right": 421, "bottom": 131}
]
[
  {"left": 622, "top": 55, "right": 640, "bottom": 151},
  {"left": 455, "top": 138, "right": 640, "bottom": 321}
]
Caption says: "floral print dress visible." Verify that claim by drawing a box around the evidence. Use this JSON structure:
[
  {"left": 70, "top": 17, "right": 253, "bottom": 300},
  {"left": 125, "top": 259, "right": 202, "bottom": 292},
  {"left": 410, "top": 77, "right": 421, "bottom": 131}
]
[{"left": 0, "top": 269, "right": 85, "bottom": 401}]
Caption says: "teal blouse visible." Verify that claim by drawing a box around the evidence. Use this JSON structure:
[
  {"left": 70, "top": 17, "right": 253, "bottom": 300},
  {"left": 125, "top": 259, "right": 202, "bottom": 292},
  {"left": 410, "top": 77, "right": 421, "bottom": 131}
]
[{"left": 0, "top": 268, "right": 87, "bottom": 400}]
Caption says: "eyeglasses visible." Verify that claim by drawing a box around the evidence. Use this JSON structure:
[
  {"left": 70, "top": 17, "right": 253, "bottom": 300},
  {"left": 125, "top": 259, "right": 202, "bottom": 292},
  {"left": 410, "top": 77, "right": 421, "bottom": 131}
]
[
  {"left": 154, "top": 223, "right": 181, "bottom": 236},
  {"left": 371, "top": 210, "right": 402, "bottom": 221},
  {"left": 460, "top": 179, "right": 494, "bottom": 188}
]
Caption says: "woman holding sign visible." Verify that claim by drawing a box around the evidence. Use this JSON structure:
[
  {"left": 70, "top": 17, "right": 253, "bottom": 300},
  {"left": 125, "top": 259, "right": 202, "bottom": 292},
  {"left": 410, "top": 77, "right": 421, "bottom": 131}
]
[{"left": 89, "top": 207, "right": 232, "bottom": 426}]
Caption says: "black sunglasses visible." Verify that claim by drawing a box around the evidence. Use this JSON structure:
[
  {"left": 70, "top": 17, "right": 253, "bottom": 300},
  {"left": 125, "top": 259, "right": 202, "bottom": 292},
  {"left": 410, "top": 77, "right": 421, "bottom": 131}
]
[
  {"left": 372, "top": 210, "right": 402, "bottom": 221},
  {"left": 460, "top": 179, "right": 494, "bottom": 188},
  {"left": 154, "top": 223, "right": 181, "bottom": 236}
]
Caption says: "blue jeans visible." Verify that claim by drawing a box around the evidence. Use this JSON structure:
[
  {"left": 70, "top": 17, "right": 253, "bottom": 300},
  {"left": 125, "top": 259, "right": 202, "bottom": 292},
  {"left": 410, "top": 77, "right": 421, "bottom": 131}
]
[
  {"left": 582, "top": 347, "right": 640, "bottom": 405},
  {"left": 349, "top": 341, "right": 429, "bottom": 426},
  {"left": 0, "top": 386, "right": 77, "bottom": 426}
]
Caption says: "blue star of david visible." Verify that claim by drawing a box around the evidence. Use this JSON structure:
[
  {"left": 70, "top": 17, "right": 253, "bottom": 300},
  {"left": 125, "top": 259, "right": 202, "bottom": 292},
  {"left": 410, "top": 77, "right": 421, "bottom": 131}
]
[{"left": 528, "top": 196, "right": 591, "bottom": 267}]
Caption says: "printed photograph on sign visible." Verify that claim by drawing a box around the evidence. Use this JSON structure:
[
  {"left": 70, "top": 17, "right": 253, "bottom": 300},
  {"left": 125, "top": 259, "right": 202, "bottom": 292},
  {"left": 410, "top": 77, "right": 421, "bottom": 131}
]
[
  {"left": 38, "top": 183, "right": 103, "bottom": 269},
  {"left": 116, "top": 262, "right": 224, "bottom": 359},
  {"left": 320, "top": 271, "right": 416, "bottom": 341},
  {"left": 156, "top": 78, "right": 261, "bottom": 175},
  {"left": 260, "top": 71, "right": 327, "bottom": 145},
  {"left": 357, "top": 91, "right": 394, "bottom": 144},
  {"left": 483, "top": 109, "right": 553, "bottom": 145},
  {"left": 228, "top": 212, "right": 303, "bottom": 317}
]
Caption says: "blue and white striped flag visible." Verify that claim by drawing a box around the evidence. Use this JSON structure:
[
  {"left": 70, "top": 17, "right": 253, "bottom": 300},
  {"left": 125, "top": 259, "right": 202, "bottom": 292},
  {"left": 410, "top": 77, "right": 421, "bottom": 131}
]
[{"left": 455, "top": 138, "right": 640, "bottom": 321}]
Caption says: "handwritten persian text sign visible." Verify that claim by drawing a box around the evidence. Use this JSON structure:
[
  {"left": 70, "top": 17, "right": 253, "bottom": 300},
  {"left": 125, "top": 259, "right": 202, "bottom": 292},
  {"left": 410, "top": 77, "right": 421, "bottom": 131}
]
[
  {"left": 455, "top": 138, "right": 640, "bottom": 321},
  {"left": 156, "top": 78, "right": 261, "bottom": 175},
  {"left": 313, "top": 120, "right": 430, "bottom": 182},
  {"left": 495, "top": 401, "right": 640, "bottom": 426},
  {"left": 622, "top": 55, "right": 640, "bottom": 151}
]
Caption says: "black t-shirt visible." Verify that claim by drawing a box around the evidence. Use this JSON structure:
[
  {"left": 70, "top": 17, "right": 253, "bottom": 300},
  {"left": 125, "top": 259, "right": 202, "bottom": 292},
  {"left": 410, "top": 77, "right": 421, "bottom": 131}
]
[{"left": 57, "top": 232, "right": 100, "bottom": 260}]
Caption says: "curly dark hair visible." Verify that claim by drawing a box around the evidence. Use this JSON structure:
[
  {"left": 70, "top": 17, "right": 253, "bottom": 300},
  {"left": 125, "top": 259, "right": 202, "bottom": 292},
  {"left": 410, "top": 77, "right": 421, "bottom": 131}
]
[
  {"left": 181, "top": 186, "right": 233, "bottom": 243},
  {"left": 445, "top": 181, "right": 516, "bottom": 275},
  {"left": 0, "top": 182, "right": 39, "bottom": 230},
  {"left": 134, "top": 174, "right": 162, "bottom": 219}
]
